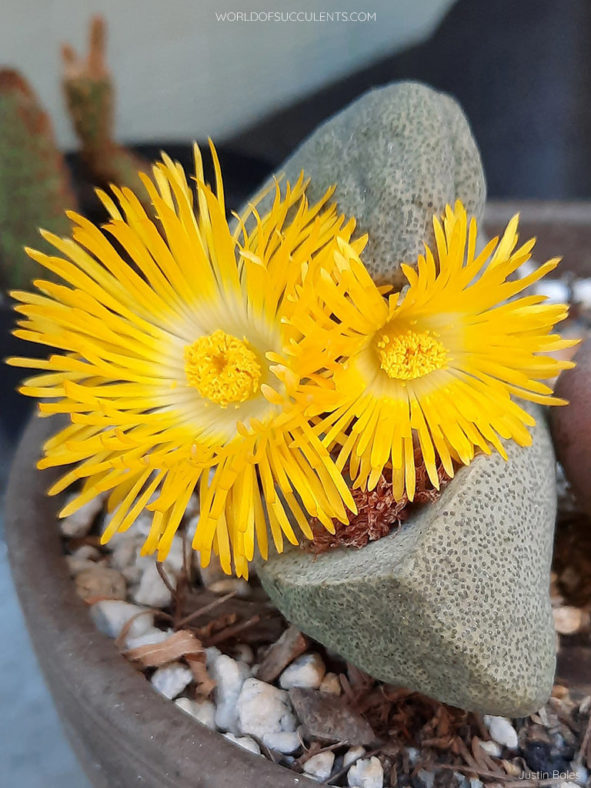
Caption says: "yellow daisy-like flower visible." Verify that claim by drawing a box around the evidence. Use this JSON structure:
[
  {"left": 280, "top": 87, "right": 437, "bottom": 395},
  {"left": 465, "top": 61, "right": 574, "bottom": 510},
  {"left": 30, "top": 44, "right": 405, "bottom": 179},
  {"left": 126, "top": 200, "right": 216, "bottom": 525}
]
[
  {"left": 293, "top": 201, "right": 577, "bottom": 502},
  {"left": 9, "top": 143, "right": 361, "bottom": 577}
]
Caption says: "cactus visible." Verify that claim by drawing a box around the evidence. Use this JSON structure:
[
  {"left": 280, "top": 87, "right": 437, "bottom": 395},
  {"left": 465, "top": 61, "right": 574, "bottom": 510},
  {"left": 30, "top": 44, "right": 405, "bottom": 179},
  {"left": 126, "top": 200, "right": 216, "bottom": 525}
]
[
  {"left": 0, "top": 69, "right": 77, "bottom": 290},
  {"left": 62, "top": 16, "right": 151, "bottom": 200}
]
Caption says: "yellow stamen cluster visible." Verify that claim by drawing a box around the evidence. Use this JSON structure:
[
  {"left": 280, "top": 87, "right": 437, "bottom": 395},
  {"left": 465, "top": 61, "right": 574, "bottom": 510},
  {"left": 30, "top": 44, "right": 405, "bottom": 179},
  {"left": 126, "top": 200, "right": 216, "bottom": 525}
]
[
  {"left": 376, "top": 328, "right": 447, "bottom": 381},
  {"left": 184, "top": 330, "right": 262, "bottom": 407}
]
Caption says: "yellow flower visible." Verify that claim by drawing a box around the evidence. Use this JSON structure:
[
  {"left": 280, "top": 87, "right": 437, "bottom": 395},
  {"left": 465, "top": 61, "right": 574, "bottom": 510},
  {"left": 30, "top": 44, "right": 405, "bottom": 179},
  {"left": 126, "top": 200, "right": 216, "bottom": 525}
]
[
  {"left": 293, "top": 201, "right": 577, "bottom": 502},
  {"left": 9, "top": 143, "right": 360, "bottom": 577}
]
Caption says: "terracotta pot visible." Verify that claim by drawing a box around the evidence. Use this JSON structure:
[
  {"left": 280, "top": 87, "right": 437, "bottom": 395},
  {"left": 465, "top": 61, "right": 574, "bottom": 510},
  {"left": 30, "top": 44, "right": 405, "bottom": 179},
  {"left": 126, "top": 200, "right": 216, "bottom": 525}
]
[{"left": 5, "top": 200, "right": 591, "bottom": 786}]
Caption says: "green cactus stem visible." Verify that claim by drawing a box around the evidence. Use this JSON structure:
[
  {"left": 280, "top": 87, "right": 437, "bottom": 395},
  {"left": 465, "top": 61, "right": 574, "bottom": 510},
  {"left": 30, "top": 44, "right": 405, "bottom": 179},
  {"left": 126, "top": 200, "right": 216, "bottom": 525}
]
[
  {"left": 61, "top": 16, "right": 151, "bottom": 201},
  {"left": 0, "top": 69, "right": 77, "bottom": 291}
]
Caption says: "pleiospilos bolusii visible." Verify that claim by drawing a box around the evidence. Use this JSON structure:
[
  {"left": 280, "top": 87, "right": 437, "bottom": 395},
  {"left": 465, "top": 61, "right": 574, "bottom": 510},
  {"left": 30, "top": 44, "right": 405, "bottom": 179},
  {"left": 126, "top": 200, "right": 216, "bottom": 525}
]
[{"left": 257, "top": 82, "right": 557, "bottom": 716}]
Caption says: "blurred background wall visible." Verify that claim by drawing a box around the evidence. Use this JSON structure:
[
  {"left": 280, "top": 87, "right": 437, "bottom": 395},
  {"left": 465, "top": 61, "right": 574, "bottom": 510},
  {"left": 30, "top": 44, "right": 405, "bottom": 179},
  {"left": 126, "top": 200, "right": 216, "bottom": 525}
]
[{"left": 1, "top": 0, "right": 455, "bottom": 150}]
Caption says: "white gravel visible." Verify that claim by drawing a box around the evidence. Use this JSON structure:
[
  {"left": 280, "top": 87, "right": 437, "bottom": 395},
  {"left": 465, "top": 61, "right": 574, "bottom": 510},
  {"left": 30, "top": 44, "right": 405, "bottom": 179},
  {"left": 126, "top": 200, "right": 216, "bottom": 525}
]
[
  {"left": 133, "top": 562, "right": 173, "bottom": 608},
  {"left": 211, "top": 654, "right": 251, "bottom": 733},
  {"left": 279, "top": 652, "right": 326, "bottom": 690},
  {"left": 125, "top": 627, "right": 172, "bottom": 651},
  {"left": 483, "top": 715, "right": 519, "bottom": 750},
  {"left": 261, "top": 731, "right": 301, "bottom": 754},
  {"left": 151, "top": 662, "right": 193, "bottom": 699},
  {"left": 175, "top": 697, "right": 216, "bottom": 730},
  {"left": 89, "top": 600, "right": 154, "bottom": 639},
  {"left": 59, "top": 493, "right": 104, "bottom": 538},
  {"left": 347, "top": 755, "right": 384, "bottom": 788},
  {"left": 343, "top": 746, "right": 366, "bottom": 768},
  {"left": 223, "top": 733, "right": 261, "bottom": 755},
  {"left": 304, "top": 751, "right": 335, "bottom": 782},
  {"left": 236, "top": 678, "right": 296, "bottom": 739}
]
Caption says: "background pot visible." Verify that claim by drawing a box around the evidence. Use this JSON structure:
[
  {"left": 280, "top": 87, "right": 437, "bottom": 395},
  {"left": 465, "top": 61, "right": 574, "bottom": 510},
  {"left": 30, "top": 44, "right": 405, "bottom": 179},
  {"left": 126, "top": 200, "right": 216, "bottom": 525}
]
[{"left": 5, "top": 201, "right": 591, "bottom": 786}]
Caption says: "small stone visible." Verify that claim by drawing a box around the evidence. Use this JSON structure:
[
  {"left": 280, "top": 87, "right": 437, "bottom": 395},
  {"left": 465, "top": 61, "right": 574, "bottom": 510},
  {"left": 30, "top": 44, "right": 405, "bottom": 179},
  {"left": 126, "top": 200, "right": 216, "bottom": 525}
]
[
  {"left": 347, "top": 755, "right": 384, "bottom": 788},
  {"left": 553, "top": 606, "right": 587, "bottom": 635},
  {"left": 133, "top": 562, "right": 173, "bottom": 608},
  {"left": 231, "top": 644, "right": 254, "bottom": 665},
  {"left": 304, "top": 751, "right": 335, "bottom": 782},
  {"left": 205, "top": 646, "right": 222, "bottom": 668},
  {"left": 572, "top": 278, "right": 591, "bottom": 308},
  {"left": 534, "top": 279, "right": 569, "bottom": 304},
  {"left": 319, "top": 672, "right": 342, "bottom": 695},
  {"left": 125, "top": 627, "right": 171, "bottom": 650},
  {"left": 174, "top": 697, "right": 216, "bottom": 730},
  {"left": 344, "top": 746, "right": 366, "bottom": 768},
  {"left": 479, "top": 739, "right": 502, "bottom": 758},
  {"left": 237, "top": 678, "right": 296, "bottom": 739},
  {"left": 261, "top": 731, "right": 301, "bottom": 754},
  {"left": 212, "top": 654, "right": 251, "bottom": 733},
  {"left": 570, "top": 762, "right": 588, "bottom": 785},
  {"left": 151, "top": 662, "right": 193, "bottom": 699},
  {"left": 417, "top": 770, "right": 435, "bottom": 788},
  {"left": 111, "top": 537, "right": 141, "bottom": 571},
  {"left": 71, "top": 545, "right": 101, "bottom": 561},
  {"left": 74, "top": 566, "right": 126, "bottom": 602},
  {"left": 223, "top": 733, "right": 261, "bottom": 756},
  {"left": 60, "top": 493, "right": 104, "bottom": 537},
  {"left": 469, "top": 780, "right": 483, "bottom": 788},
  {"left": 90, "top": 600, "right": 154, "bottom": 639},
  {"left": 289, "top": 688, "right": 376, "bottom": 745},
  {"left": 208, "top": 578, "right": 251, "bottom": 597},
  {"left": 406, "top": 747, "right": 419, "bottom": 765},
  {"left": 255, "top": 625, "right": 309, "bottom": 683},
  {"left": 279, "top": 652, "right": 326, "bottom": 690},
  {"left": 483, "top": 715, "right": 518, "bottom": 750},
  {"left": 66, "top": 556, "right": 100, "bottom": 575}
]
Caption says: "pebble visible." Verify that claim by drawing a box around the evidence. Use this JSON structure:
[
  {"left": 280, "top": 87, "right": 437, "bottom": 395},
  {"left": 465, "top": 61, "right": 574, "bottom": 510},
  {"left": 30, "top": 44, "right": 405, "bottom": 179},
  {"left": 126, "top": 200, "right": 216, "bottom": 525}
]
[
  {"left": 60, "top": 493, "right": 104, "bottom": 537},
  {"left": 343, "top": 746, "right": 366, "bottom": 768},
  {"left": 553, "top": 605, "right": 587, "bottom": 635},
  {"left": 236, "top": 678, "right": 296, "bottom": 739},
  {"left": 479, "top": 739, "right": 502, "bottom": 758},
  {"left": 90, "top": 600, "right": 154, "bottom": 639},
  {"left": 483, "top": 715, "right": 519, "bottom": 750},
  {"left": 174, "top": 697, "right": 216, "bottom": 730},
  {"left": 417, "top": 770, "right": 435, "bottom": 788},
  {"left": 66, "top": 557, "right": 100, "bottom": 575},
  {"left": 111, "top": 537, "right": 141, "bottom": 571},
  {"left": 74, "top": 566, "right": 126, "bottom": 602},
  {"left": 231, "top": 644, "right": 254, "bottom": 665},
  {"left": 347, "top": 755, "right": 384, "bottom": 788},
  {"left": 151, "top": 662, "right": 193, "bottom": 699},
  {"left": 205, "top": 646, "right": 222, "bottom": 668},
  {"left": 208, "top": 578, "right": 252, "bottom": 597},
  {"left": 304, "top": 751, "right": 335, "bottom": 782},
  {"left": 469, "top": 780, "right": 483, "bottom": 788},
  {"left": 406, "top": 747, "right": 419, "bottom": 765},
  {"left": 71, "top": 545, "right": 101, "bottom": 561},
  {"left": 534, "top": 279, "right": 570, "bottom": 304},
  {"left": 279, "top": 652, "right": 326, "bottom": 690},
  {"left": 211, "top": 654, "right": 251, "bottom": 733},
  {"left": 223, "top": 733, "right": 261, "bottom": 756},
  {"left": 573, "top": 278, "right": 591, "bottom": 308},
  {"left": 125, "top": 627, "right": 172, "bottom": 651},
  {"left": 133, "top": 562, "right": 173, "bottom": 608},
  {"left": 571, "top": 763, "right": 588, "bottom": 785},
  {"left": 261, "top": 731, "right": 301, "bottom": 754},
  {"left": 319, "top": 672, "right": 342, "bottom": 695}
]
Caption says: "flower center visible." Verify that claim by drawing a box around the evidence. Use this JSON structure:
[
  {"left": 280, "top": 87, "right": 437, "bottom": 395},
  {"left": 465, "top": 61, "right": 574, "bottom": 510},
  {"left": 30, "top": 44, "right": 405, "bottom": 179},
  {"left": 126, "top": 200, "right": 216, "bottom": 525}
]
[
  {"left": 375, "top": 328, "right": 447, "bottom": 381},
  {"left": 184, "top": 329, "right": 262, "bottom": 407}
]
